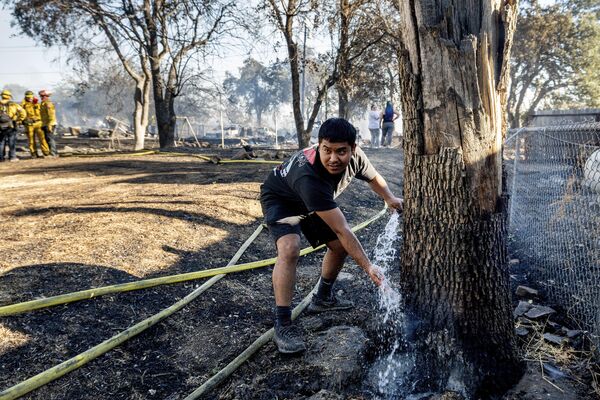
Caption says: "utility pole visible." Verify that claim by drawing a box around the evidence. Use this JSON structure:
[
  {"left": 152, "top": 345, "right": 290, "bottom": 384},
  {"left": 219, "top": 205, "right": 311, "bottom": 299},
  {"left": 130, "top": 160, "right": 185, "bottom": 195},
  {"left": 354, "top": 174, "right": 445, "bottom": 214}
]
[
  {"left": 219, "top": 92, "right": 225, "bottom": 148},
  {"left": 300, "top": 23, "right": 307, "bottom": 122}
]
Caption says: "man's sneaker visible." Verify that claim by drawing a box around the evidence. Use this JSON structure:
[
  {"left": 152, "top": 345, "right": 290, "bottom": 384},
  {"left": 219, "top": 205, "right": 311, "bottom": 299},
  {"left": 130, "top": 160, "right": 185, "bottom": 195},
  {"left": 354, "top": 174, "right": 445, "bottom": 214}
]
[
  {"left": 273, "top": 323, "right": 306, "bottom": 354},
  {"left": 9, "top": 157, "right": 19, "bottom": 162},
  {"left": 307, "top": 294, "right": 354, "bottom": 313}
]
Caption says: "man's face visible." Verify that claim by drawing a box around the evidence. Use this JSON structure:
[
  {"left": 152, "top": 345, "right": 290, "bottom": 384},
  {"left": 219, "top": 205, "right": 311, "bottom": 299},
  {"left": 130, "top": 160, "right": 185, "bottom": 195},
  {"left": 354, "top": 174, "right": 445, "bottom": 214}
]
[{"left": 318, "top": 139, "right": 354, "bottom": 175}]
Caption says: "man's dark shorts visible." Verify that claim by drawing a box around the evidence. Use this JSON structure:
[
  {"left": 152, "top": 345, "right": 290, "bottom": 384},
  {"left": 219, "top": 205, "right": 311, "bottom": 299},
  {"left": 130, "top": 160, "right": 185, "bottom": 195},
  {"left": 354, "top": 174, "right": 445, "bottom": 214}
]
[{"left": 260, "top": 200, "right": 338, "bottom": 248}]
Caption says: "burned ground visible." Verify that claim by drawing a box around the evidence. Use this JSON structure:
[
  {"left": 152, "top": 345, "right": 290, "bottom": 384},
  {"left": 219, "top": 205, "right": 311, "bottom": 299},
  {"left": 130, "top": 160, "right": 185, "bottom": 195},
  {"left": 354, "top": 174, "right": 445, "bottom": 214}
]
[{"left": 0, "top": 140, "right": 596, "bottom": 399}]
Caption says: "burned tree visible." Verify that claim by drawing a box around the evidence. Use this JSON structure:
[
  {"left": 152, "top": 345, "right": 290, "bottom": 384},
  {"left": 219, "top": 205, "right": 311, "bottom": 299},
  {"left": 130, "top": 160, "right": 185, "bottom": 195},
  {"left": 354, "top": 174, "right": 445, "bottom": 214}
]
[{"left": 397, "top": 0, "right": 523, "bottom": 397}]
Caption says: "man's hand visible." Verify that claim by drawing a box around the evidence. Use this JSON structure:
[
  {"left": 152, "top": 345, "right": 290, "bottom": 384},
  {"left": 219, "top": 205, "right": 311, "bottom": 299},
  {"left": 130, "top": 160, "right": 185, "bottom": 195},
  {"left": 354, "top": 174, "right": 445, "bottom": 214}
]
[
  {"left": 367, "top": 264, "right": 384, "bottom": 286},
  {"left": 385, "top": 196, "right": 403, "bottom": 212},
  {"left": 368, "top": 174, "right": 403, "bottom": 212}
]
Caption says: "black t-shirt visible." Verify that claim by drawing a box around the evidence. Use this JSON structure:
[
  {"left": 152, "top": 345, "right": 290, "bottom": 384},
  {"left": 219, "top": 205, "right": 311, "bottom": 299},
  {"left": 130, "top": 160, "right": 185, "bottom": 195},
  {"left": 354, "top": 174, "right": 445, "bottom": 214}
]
[{"left": 260, "top": 145, "right": 377, "bottom": 223}]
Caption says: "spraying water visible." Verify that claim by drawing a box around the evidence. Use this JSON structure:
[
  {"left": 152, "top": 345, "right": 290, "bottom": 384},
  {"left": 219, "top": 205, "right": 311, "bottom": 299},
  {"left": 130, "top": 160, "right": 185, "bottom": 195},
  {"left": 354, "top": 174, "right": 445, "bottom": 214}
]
[{"left": 369, "top": 212, "right": 428, "bottom": 399}]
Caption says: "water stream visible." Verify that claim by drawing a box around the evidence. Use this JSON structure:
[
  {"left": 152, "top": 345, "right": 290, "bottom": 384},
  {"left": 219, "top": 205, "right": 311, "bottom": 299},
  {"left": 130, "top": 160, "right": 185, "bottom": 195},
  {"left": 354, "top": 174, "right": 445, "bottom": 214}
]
[{"left": 368, "top": 212, "right": 431, "bottom": 399}]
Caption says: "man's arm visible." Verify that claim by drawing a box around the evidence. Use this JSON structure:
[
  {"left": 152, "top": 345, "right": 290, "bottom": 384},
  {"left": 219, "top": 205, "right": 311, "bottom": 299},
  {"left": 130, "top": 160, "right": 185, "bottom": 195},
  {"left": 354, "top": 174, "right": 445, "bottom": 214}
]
[
  {"left": 316, "top": 207, "right": 383, "bottom": 286},
  {"left": 368, "top": 173, "right": 403, "bottom": 211}
]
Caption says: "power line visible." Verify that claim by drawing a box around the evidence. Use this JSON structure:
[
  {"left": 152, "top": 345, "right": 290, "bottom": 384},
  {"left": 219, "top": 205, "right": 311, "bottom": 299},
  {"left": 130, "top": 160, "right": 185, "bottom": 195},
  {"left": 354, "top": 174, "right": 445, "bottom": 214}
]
[{"left": 0, "top": 71, "right": 62, "bottom": 75}]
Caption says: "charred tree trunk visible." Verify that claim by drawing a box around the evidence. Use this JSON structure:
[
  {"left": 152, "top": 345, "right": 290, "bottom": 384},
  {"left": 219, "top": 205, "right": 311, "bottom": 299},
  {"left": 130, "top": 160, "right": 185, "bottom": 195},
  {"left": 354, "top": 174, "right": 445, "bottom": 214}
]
[
  {"left": 397, "top": 1, "right": 523, "bottom": 397},
  {"left": 151, "top": 76, "right": 176, "bottom": 148}
]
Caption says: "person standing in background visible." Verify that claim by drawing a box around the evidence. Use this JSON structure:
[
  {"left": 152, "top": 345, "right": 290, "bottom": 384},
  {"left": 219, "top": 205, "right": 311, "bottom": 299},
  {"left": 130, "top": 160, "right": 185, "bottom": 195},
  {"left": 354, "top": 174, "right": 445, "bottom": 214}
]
[
  {"left": 381, "top": 101, "right": 399, "bottom": 147},
  {"left": 21, "top": 90, "right": 50, "bottom": 158},
  {"left": 39, "top": 89, "right": 58, "bottom": 157},
  {"left": 367, "top": 104, "right": 382, "bottom": 148},
  {"left": 0, "top": 89, "right": 26, "bottom": 162}
]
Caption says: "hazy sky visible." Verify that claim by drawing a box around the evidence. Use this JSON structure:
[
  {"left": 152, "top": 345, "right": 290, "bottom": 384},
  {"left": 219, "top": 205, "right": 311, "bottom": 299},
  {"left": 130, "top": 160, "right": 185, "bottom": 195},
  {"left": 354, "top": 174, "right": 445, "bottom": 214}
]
[{"left": 0, "top": 9, "right": 70, "bottom": 90}]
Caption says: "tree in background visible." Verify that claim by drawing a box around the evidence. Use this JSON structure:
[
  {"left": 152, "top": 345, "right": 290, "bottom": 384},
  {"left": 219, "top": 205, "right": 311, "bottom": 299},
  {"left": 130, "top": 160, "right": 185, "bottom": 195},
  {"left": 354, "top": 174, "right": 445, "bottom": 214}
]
[
  {"left": 57, "top": 58, "right": 136, "bottom": 128},
  {"left": 7, "top": 0, "right": 153, "bottom": 150},
  {"left": 263, "top": 0, "right": 337, "bottom": 147},
  {"left": 223, "top": 58, "right": 291, "bottom": 126},
  {"left": 5, "top": 0, "right": 237, "bottom": 148},
  {"left": 332, "top": 0, "right": 395, "bottom": 119},
  {"left": 396, "top": 0, "right": 523, "bottom": 397},
  {"left": 508, "top": 0, "right": 600, "bottom": 127}
]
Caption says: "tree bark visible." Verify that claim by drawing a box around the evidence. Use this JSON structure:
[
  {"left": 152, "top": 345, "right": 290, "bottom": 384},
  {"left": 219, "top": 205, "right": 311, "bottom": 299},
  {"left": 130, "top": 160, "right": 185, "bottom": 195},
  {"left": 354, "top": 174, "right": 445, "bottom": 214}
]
[
  {"left": 397, "top": 1, "right": 523, "bottom": 397},
  {"left": 338, "top": 86, "right": 350, "bottom": 119},
  {"left": 132, "top": 75, "right": 151, "bottom": 150}
]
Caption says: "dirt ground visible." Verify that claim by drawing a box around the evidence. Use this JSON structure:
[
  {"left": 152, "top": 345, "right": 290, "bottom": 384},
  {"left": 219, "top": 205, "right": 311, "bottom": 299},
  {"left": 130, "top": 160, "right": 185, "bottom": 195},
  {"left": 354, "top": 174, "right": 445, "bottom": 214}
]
[{"left": 0, "top": 136, "right": 596, "bottom": 399}]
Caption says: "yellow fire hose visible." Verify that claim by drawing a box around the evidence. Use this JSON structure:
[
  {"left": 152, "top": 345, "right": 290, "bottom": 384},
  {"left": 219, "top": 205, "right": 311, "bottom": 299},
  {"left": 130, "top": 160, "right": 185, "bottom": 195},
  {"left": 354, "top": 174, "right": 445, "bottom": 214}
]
[
  {"left": 0, "top": 223, "right": 264, "bottom": 400},
  {"left": 0, "top": 206, "right": 388, "bottom": 399},
  {"left": 59, "top": 150, "right": 159, "bottom": 158},
  {"left": 0, "top": 206, "right": 387, "bottom": 317},
  {"left": 60, "top": 149, "right": 284, "bottom": 164}
]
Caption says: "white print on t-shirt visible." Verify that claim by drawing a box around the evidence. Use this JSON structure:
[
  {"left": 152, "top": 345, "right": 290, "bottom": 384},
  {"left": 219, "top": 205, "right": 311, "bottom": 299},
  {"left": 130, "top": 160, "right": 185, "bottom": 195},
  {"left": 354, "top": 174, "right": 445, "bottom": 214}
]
[{"left": 277, "top": 149, "right": 311, "bottom": 178}]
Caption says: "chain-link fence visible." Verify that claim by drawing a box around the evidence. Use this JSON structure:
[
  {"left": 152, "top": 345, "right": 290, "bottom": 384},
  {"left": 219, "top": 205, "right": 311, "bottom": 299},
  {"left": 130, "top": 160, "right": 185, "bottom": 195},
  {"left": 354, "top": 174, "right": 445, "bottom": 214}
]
[{"left": 505, "top": 122, "right": 600, "bottom": 349}]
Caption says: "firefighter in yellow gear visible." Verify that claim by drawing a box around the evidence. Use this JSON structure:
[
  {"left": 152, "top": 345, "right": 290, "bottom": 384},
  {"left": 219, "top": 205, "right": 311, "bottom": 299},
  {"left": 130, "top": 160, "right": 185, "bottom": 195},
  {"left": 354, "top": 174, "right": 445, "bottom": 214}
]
[
  {"left": 39, "top": 89, "right": 58, "bottom": 157},
  {"left": 21, "top": 90, "right": 50, "bottom": 158},
  {"left": 0, "top": 89, "right": 27, "bottom": 161}
]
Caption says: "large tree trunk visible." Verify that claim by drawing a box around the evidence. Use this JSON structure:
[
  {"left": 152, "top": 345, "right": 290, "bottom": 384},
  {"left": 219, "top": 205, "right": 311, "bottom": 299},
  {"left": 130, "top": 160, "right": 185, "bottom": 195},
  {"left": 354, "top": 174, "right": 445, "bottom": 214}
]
[
  {"left": 150, "top": 67, "right": 176, "bottom": 148},
  {"left": 398, "top": 1, "right": 523, "bottom": 397},
  {"left": 132, "top": 78, "right": 151, "bottom": 150}
]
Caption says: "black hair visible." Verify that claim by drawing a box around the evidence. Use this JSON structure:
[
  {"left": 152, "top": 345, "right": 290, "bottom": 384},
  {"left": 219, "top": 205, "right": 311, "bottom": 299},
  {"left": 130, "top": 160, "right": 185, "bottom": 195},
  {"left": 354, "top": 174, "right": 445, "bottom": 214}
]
[{"left": 318, "top": 118, "right": 357, "bottom": 146}]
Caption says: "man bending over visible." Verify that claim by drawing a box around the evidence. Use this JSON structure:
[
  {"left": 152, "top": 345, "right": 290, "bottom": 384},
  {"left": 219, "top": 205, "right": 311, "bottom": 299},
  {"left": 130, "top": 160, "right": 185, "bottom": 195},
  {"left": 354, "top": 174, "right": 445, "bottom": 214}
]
[{"left": 260, "top": 117, "right": 403, "bottom": 354}]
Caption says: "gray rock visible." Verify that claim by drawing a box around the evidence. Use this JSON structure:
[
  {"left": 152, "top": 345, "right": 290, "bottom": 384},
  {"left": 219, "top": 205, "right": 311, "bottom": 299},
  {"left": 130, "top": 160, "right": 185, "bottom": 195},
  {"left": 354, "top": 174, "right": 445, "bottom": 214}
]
[
  {"left": 515, "top": 285, "right": 539, "bottom": 298},
  {"left": 307, "top": 389, "right": 343, "bottom": 400},
  {"left": 336, "top": 272, "right": 354, "bottom": 282},
  {"left": 305, "top": 326, "right": 367, "bottom": 390},
  {"left": 509, "top": 258, "right": 520, "bottom": 265},
  {"left": 566, "top": 329, "right": 583, "bottom": 338},
  {"left": 546, "top": 321, "right": 563, "bottom": 333},
  {"left": 524, "top": 305, "right": 556, "bottom": 319},
  {"left": 515, "top": 326, "right": 530, "bottom": 337},
  {"left": 543, "top": 332, "right": 567, "bottom": 345},
  {"left": 514, "top": 301, "right": 533, "bottom": 318}
]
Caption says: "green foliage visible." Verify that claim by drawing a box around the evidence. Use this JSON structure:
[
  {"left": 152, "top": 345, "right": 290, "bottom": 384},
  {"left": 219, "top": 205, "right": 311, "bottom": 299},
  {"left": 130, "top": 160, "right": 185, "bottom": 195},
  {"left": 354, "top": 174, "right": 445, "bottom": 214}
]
[{"left": 509, "top": 1, "right": 600, "bottom": 126}]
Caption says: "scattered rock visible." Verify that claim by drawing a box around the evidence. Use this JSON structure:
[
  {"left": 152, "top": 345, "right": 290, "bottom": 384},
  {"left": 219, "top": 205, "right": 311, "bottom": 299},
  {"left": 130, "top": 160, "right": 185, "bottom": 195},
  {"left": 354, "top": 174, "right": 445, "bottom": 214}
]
[
  {"left": 546, "top": 321, "right": 563, "bottom": 333},
  {"left": 543, "top": 362, "right": 568, "bottom": 380},
  {"left": 543, "top": 332, "right": 568, "bottom": 345},
  {"left": 514, "top": 301, "right": 533, "bottom": 318},
  {"left": 515, "top": 326, "right": 530, "bottom": 337},
  {"left": 516, "top": 316, "right": 534, "bottom": 328},
  {"left": 305, "top": 326, "right": 367, "bottom": 390},
  {"left": 565, "top": 329, "right": 583, "bottom": 339},
  {"left": 515, "top": 285, "right": 539, "bottom": 298},
  {"left": 524, "top": 305, "right": 556, "bottom": 319}
]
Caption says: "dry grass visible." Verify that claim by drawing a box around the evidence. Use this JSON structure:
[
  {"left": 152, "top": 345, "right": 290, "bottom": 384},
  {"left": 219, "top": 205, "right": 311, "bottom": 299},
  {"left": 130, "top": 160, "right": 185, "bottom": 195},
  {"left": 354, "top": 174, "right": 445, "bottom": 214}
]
[{"left": 0, "top": 324, "right": 30, "bottom": 356}]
